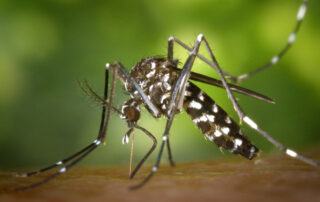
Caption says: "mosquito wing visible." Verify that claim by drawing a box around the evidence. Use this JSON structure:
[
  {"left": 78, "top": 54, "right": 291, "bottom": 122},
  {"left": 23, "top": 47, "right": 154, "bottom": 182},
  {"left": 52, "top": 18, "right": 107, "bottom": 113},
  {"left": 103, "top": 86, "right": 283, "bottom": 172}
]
[{"left": 170, "top": 66, "right": 275, "bottom": 104}]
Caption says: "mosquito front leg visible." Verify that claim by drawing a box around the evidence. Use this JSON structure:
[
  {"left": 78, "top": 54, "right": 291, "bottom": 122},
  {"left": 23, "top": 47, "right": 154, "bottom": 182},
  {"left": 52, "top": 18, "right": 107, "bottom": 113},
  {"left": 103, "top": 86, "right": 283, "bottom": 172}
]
[
  {"left": 168, "top": 36, "right": 174, "bottom": 63},
  {"left": 15, "top": 142, "right": 100, "bottom": 191},
  {"left": 14, "top": 63, "right": 117, "bottom": 191},
  {"left": 13, "top": 141, "right": 99, "bottom": 179},
  {"left": 14, "top": 67, "right": 110, "bottom": 179}
]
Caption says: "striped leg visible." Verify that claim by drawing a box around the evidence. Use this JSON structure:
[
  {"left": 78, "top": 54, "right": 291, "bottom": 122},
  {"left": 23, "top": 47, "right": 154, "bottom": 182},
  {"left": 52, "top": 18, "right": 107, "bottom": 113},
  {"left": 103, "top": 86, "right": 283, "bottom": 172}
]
[
  {"left": 14, "top": 63, "right": 117, "bottom": 191},
  {"left": 170, "top": 34, "right": 320, "bottom": 167},
  {"left": 13, "top": 141, "right": 100, "bottom": 179},
  {"left": 15, "top": 142, "right": 100, "bottom": 191},
  {"left": 170, "top": 0, "right": 309, "bottom": 84},
  {"left": 225, "top": 0, "right": 309, "bottom": 83}
]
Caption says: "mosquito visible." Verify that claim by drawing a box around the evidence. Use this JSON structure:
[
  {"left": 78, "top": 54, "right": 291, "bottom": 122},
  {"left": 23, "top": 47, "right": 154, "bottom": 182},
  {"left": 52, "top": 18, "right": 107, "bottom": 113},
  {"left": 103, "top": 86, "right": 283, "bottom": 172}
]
[{"left": 13, "top": 0, "right": 318, "bottom": 191}]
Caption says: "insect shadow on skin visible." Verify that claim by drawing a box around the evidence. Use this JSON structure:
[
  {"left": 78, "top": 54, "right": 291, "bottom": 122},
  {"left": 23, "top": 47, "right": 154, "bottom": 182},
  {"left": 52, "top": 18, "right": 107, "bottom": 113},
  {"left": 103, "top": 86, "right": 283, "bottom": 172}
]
[{"left": 12, "top": 0, "right": 318, "bottom": 191}]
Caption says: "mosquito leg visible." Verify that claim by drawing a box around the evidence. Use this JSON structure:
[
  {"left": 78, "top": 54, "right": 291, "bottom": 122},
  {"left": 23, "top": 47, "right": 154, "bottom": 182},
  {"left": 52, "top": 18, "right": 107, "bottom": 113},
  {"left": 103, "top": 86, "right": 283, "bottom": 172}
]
[
  {"left": 151, "top": 35, "right": 177, "bottom": 167},
  {"left": 199, "top": 35, "right": 319, "bottom": 166},
  {"left": 168, "top": 36, "right": 174, "bottom": 63},
  {"left": 166, "top": 138, "right": 175, "bottom": 167},
  {"left": 171, "top": 36, "right": 245, "bottom": 122},
  {"left": 174, "top": 34, "right": 319, "bottom": 167},
  {"left": 131, "top": 35, "right": 204, "bottom": 189},
  {"left": 109, "top": 61, "right": 173, "bottom": 179},
  {"left": 15, "top": 63, "right": 118, "bottom": 191},
  {"left": 241, "top": 116, "right": 319, "bottom": 166},
  {"left": 172, "top": 0, "right": 309, "bottom": 83},
  {"left": 130, "top": 118, "right": 173, "bottom": 190},
  {"left": 15, "top": 142, "right": 99, "bottom": 191},
  {"left": 13, "top": 68, "right": 110, "bottom": 179},
  {"left": 97, "top": 63, "right": 117, "bottom": 142},
  {"left": 129, "top": 125, "right": 157, "bottom": 179},
  {"left": 130, "top": 113, "right": 178, "bottom": 190},
  {"left": 172, "top": 36, "right": 245, "bottom": 122},
  {"left": 225, "top": 0, "right": 309, "bottom": 83},
  {"left": 201, "top": 36, "right": 319, "bottom": 166},
  {"left": 13, "top": 142, "right": 97, "bottom": 178},
  {"left": 97, "top": 66, "right": 109, "bottom": 136},
  {"left": 108, "top": 62, "right": 171, "bottom": 179}
]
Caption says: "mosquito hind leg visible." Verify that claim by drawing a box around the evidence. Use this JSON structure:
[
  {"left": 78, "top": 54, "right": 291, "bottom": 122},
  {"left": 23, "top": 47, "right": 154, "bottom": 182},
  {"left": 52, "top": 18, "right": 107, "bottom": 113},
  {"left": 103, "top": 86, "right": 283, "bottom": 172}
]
[
  {"left": 168, "top": 1, "right": 309, "bottom": 84},
  {"left": 199, "top": 35, "right": 319, "bottom": 166},
  {"left": 241, "top": 116, "right": 320, "bottom": 166},
  {"left": 172, "top": 34, "right": 320, "bottom": 167},
  {"left": 219, "top": 0, "right": 309, "bottom": 83}
]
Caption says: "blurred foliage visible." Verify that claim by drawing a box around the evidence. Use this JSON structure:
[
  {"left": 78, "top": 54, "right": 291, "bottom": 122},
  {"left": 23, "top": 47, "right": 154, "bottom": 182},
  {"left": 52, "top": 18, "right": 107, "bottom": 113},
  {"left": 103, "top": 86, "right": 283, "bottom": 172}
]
[{"left": 0, "top": 0, "right": 319, "bottom": 169}]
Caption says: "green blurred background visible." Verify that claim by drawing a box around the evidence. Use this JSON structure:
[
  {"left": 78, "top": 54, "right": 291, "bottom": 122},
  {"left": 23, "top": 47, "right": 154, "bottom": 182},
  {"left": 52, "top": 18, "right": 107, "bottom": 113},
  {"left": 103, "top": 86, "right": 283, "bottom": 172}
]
[{"left": 0, "top": 0, "right": 319, "bottom": 170}]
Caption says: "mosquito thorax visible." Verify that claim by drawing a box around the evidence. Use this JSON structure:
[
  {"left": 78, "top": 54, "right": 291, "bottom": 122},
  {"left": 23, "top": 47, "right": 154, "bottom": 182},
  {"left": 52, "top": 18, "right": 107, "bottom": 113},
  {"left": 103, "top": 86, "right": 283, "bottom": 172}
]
[
  {"left": 121, "top": 57, "right": 180, "bottom": 123},
  {"left": 120, "top": 56, "right": 259, "bottom": 159}
]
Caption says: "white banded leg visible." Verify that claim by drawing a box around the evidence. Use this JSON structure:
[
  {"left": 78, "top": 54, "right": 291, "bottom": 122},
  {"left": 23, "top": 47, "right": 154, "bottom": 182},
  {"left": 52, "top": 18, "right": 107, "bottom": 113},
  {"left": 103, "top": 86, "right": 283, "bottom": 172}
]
[
  {"left": 221, "top": 0, "right": 309, "bottom": 83},
  {"left": 243, "top": 116, "right": 319, "bottom": 166},
  {"left": 14, "top": 62, "right": 117, "bottom": 191},
  {"left": 168, "top": 0, "right": 309, "bottom": 84},
  {"left": 13, "top": 140, "right": 100, "bottom": 179},
  {"left": 171, "top": 34, "right": 319, "bottom": 167},
  {"left": 15, "top": 141, "right": 101, "bottom": 191}
]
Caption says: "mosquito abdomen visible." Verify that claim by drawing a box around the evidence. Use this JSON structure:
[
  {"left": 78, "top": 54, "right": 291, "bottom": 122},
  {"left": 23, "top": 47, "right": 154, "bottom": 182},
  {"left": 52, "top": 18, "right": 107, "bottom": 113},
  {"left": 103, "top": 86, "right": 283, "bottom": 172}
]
[{"left": 183, "top": 82, "right": 259, "bottom": 160}]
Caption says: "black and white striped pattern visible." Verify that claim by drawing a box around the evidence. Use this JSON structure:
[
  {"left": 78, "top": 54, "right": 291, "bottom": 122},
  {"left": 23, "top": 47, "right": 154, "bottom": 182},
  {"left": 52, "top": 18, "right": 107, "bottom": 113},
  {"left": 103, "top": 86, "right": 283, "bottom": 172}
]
[
  {"left": 122, "top": 57, "right": 258, "bottom": 159},
  {"left": 183, "top": 82, "right": 258, "bottom": 159},
  {"left": 124, "top": 57, "right": 180, "bottom": 118}
]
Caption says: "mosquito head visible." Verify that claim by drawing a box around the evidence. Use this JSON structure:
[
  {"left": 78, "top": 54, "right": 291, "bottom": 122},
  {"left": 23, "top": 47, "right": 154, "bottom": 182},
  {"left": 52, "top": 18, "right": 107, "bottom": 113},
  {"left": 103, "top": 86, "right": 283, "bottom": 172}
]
[
  {"left": 123, "top": 106, "right": 140, "bottom": 123},
  {"left": 120, "top": 99, "right": 141, "bottom": 128}
]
